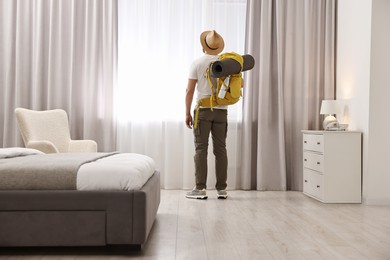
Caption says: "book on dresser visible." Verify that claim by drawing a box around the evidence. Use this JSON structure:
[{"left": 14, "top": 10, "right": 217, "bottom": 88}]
[{"left": 301, "top": 130, "right": 362, "bottom": 203}]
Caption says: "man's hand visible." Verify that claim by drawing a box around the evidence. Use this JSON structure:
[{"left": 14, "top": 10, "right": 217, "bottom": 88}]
[{"left": 186, "top": 114, "right": 193, "bottom": 129}]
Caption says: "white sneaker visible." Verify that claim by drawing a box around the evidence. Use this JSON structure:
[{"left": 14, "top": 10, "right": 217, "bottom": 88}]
[
  {"left": 186, "top": 188, "right": 208, "bottom": 199},
  {"left": 217, "top": 190, "right": 228, "bottom": 199}
]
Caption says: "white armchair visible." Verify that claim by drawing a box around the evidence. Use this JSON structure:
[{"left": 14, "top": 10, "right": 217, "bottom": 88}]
[{"left": 15, "top": 108, "right": 97, "bottom": 153}]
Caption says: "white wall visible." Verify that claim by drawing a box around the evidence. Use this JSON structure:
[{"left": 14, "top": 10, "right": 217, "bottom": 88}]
[
  {"left": 366, "top": 0, "right": 390, "bottom": 205},
  {"left": 337, "top": 0, "right": 372, "bottom": 203},
  {"left": 337, "top": 0, "right": 390, "bottom": 205}
]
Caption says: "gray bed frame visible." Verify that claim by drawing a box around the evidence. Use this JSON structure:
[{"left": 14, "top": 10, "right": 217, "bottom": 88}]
[{"left": 0, "top": 171, "right": 160, "bottom": 248}]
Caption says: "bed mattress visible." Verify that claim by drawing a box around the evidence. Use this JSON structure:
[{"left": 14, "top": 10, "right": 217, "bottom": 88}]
[{"left": 0, "top": 148, "right": 156, "bottom": 191}]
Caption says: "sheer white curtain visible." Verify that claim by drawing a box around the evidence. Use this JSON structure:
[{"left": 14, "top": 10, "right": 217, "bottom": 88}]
[
  {"left": 117, "top": 0, "right": 247, "bottom": 189},
  {"left": 0, "top": 0, "right": 117, "bottom": 151}
]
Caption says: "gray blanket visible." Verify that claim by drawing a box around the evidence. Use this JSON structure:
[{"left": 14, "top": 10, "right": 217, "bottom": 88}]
[{"left": 0, "top": 153, "right": 117, "bottom": 190}]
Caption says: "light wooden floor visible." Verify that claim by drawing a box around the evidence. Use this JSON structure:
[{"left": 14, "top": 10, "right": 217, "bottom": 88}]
[{"left": 1, "top": 190, "right": 390, "bottom": 260}]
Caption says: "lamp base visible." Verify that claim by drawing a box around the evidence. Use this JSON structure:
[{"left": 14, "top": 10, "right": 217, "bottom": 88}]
[{"left": 323, "top": 115, "right": 337, "bottom": 130}]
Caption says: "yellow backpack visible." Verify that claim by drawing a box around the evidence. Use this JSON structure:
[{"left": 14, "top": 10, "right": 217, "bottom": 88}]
[{"left": 194, "top": 52, "right": 244, "bottom": 129}]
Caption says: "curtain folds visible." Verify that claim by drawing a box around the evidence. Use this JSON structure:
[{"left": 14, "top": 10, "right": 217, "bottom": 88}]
[
  {"left": 0, "top": 0, "right": 117, "bottom": 151},
  {"left": 0, "top": 0, "right": 336, "bottom": 191},
  {"left": 242, "top": 0, "right": 336, "bottom": 191}
]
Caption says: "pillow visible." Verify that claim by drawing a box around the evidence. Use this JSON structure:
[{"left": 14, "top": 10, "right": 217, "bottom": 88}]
[{"left": 0, "top": 147, "right": 44, "bottom": 159}]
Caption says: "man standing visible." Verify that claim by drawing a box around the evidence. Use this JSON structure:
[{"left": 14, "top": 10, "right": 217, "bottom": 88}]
[{"left": 185, "top": 30, "right": 228, "bottom": 200}]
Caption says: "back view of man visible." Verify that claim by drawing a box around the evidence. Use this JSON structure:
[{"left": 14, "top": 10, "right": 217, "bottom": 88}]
[{"left": 185, "top": 30, "right": 228, "bottom": 200}]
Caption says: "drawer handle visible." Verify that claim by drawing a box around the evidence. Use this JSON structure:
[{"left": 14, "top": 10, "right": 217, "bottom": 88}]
[
  {"left": 304, "top": 159, "right": 307, "bottom": 162},
  {"left": 304, "top": 141, "right": 307, "bottom": 144},
  {"left": 316, "top": 185, "right": 320, "bottom": 188},
  {"left": 317, "top": 162, "right": 320, "bottom": 165},
  {"left": 317, "top": 142, "right": 321, "bottom": 145},
  {"left": 304, "top": 180, "right": 308, "bottom": 183}
]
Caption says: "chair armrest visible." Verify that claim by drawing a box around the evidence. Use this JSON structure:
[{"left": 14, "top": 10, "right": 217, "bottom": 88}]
[
  {"left": 68, "top": 140, "right": 98, "bottom": 152},
  {"left": 26, "top": 141, "right": 59, "bottom": 154}
]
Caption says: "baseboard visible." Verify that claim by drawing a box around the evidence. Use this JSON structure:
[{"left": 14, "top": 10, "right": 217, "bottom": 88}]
[{"left": 363, "top": 197, "right": 390, "bottom": 205}]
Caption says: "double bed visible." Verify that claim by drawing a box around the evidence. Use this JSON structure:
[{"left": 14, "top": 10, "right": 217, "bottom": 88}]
[{"left": 0, "top": 148, "right": 160, "bottom": 248}]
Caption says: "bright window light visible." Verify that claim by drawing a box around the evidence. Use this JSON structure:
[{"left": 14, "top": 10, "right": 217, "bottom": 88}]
[{"left": 116, "top": 0, "right": 247, "bottom": 123}]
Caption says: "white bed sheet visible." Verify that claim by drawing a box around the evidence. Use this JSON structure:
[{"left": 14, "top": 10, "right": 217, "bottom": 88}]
[
  {"left": 77, "top": 153, "right": 156, "bottom": 191},
  {"left": 0, "top": 147, "right": 44, "bottom": 159}
]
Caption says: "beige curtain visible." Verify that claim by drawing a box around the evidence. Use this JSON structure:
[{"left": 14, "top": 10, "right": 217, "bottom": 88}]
[
  {"left": 0, "top": 0, "right": 117, "bottom": 151},
  {"left": 241, "top": 0, "right": 336, "bottom": 190}
]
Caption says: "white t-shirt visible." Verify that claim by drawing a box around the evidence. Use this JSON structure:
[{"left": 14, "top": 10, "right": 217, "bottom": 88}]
[{"left": 188, "top": 54, "right": 227, "bottom": 109}]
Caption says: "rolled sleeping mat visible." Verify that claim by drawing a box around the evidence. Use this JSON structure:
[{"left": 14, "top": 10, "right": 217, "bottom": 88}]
[{"left": 211, "top": 54, "right": 255, "bottom": 78}]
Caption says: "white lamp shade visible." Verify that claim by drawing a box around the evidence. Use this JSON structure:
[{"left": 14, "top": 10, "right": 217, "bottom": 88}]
[{"left": 320, "top": 100, "right": 339, "bottom": 115}]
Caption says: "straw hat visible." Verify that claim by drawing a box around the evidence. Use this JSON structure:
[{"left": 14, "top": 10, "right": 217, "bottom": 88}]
[{"left": 200, "top": 30, "right": 224, "bottom": 55}]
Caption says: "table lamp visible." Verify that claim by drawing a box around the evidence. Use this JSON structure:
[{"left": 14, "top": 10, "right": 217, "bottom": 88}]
[{"left": 320, "top": 100, "right": 339, "bottom": 130}]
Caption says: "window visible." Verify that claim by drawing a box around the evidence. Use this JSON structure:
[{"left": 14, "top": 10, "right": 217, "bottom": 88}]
[{"left": 117, "top": 0, "right": 247, "bottom": 123}]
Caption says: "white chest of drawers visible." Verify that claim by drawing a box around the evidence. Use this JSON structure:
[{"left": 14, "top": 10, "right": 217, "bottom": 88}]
[{"left": 302, "top": 130, "right": 362, "bottom": 203}]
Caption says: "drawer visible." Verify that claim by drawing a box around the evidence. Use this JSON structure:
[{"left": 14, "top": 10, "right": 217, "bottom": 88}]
[
  {"left": 303, "top": 151, "right": 324, "bottom": 172},
  {"left": 303, "top": 169, "right": 324, "bottom": 200},
  {"left": 303, "top": 134, "right": 324, "bottom": 153}
]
